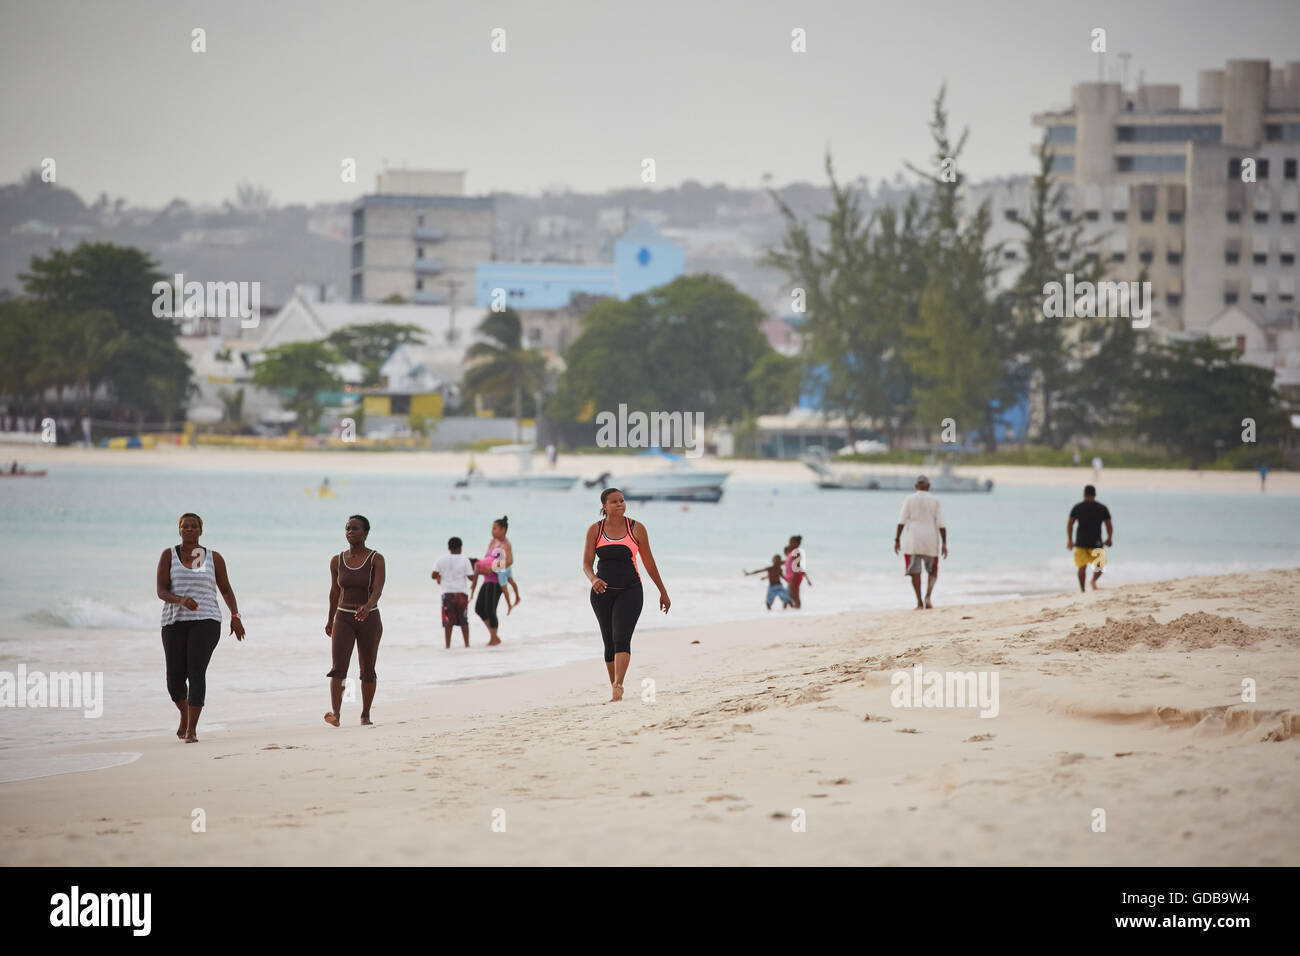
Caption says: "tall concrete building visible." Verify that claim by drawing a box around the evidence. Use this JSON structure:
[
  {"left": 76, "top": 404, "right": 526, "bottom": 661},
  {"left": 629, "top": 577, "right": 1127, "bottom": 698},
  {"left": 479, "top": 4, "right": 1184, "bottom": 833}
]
[
  {"left": 1030, "top": 59, "right": 1300, "bottom": 332},
  {"left": 349, "top": 170, "right": 494, "bottom": 307}
]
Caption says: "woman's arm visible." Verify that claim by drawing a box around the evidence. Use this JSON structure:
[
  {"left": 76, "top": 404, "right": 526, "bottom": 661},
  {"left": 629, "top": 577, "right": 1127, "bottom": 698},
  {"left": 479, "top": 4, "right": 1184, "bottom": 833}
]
[
  {"left": 212, "top": 552, "right": 245, "bottom": 640},
  {"left": 326, "top": 554, "right": 340, "bottom": 635},
  {"left": 633, "top": 523, "right": 670, "bottom": 613},
  {"left": 356, "top": 554, "right": 385, "bottom": 620},
  {"left": 156, "top": 549, "right": 197, "bottom": 610},
  {"left": 583, "top": 523, "right": 605, "bottom": 592}
]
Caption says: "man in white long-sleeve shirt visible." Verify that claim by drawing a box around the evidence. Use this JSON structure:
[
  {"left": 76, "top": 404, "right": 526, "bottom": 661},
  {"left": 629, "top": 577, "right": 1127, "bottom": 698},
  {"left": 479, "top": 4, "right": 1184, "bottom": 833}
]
[{"left": 894, "top": 475, "right": 948, "bottom": 609}]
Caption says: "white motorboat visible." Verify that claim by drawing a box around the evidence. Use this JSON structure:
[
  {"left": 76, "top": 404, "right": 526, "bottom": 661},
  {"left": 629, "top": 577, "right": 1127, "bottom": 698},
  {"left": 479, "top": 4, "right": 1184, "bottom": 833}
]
[
  {"left": 456, "top": 444, "right": 579, "bottom": 490},
  {"left": 588, "top": 451, "right": 729, "bottom": 502},
  {"left": 802, "top": 446, "right": 993, "bottom": 492}
]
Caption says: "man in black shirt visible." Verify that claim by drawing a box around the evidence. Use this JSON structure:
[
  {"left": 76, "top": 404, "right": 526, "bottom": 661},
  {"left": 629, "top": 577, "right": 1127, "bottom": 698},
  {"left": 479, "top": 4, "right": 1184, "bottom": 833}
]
[{"left": 1067, "top": 485, "right": 1113, "bottom": 592}]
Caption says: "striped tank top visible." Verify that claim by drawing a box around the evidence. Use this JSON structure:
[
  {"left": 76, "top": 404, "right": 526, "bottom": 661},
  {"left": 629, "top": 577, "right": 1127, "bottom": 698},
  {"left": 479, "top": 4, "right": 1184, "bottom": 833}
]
[{"left": 161, "top": 545, "right": 222, "bottom": 625}]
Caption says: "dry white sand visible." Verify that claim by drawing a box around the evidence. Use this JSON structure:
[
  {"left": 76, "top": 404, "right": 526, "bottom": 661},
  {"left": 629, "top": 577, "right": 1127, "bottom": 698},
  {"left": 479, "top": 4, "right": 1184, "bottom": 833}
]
[
  {"left": 2, "top": 569, "right": 1296, "bottom": 866},
  {"left": 17, "top": 442, "right": 1298, "bottom": 494}
]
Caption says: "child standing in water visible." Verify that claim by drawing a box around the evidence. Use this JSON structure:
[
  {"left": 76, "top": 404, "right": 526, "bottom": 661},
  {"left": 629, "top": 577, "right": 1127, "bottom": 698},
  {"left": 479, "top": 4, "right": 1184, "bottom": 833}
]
[{"left": 745, "top": 555, "right": 792, "bottom": 610}]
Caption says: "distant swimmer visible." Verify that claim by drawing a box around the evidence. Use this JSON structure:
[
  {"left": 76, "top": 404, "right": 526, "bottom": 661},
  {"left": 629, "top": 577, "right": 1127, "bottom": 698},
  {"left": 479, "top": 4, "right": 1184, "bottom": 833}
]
[
  {"left": 895, "top": 475, "right": 947, "bottom": 609},
  {"left": 745, "top": 555, "right": 792, "bottom": 610},
  {"left": 583, "top": 488, "right": 670, "bottom": 702},
  {"left": 325, "top": 515, "right": 386, "bottom": 726},
  {"left": 155, "top": 512, "right": 245, "bottom": 742},
  {"left": 1260, "top": 464, "right": 1269, "bottom": 491},
  {"left": 1067, "top": 484, "right": 1112, "bottom": 593},
  {"left": 474, "top": 516, "right": 511, "bottom": 646},
  {"left": 433, "top": 536, "right": 475, "bottom": 648}
]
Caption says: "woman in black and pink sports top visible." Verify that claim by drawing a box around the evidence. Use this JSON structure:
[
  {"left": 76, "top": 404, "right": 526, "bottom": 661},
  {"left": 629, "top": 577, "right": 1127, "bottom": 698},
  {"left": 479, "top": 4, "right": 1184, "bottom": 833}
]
[{"left": 582, "top": 487, "right": 670, "bottom": 701}]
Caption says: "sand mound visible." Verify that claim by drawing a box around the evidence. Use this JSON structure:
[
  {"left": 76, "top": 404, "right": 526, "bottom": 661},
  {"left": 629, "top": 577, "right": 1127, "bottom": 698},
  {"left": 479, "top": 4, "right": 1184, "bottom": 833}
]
[{"left": 1048, "top": 611, "right": 1296, "bottom": 653}]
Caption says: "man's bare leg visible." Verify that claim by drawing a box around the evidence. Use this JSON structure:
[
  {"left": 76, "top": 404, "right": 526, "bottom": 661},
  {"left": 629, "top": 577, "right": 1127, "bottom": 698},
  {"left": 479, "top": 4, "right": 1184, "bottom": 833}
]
[
  {"left": 443, "top": 624, "right": 452, "bottom": 649},
  {"left": 909, "top": 572, "right": 924, "bottom": 609},
  {"left": 1090, "top": 569, "right": 1102, "bottom": 591},
  {"left": 924, "top": 573, "right": 937, "bottom": 608},
  {"left": 1076, "top": 566, "right": 1087, "bottom": 593},
  {"left": 460, "top": 624, "right": 470, "bottom": 647}
]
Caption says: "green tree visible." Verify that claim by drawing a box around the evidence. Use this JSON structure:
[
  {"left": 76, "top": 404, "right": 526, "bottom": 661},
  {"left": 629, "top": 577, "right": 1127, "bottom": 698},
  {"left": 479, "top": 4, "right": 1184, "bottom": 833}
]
[
  {"left": 463, "top": 308, "right": 546, "bottom": 438},
  {"left": 1124, "top": 337, "right": 1286, "bottom": 465},
  {"left": 745, "top": 352, "right": 802, "bottom": 414},
  {"left": 548, "top": 275, "right": 772, "bottom": 426},
  {"left": 252, "top": 342, "right": 342, "bottom": 431},
  {"left": 326, "top": 322, "right": 425, "bottom": 386},
  {"left": 19, "top": 243, "right": 191, "bottom": 421}
]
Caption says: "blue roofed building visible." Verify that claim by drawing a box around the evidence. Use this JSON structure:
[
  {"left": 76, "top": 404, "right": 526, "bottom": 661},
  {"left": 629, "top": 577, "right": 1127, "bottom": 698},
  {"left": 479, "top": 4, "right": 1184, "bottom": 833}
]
[{"left": 475, "top": 221, "right": 686, "bottom": 310}]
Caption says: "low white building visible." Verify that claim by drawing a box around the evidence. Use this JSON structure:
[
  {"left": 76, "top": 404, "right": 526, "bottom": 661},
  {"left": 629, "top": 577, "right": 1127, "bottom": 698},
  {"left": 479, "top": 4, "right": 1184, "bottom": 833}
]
[{"left": 1204, "top": 302, "right": 1300, "bottom": 391}]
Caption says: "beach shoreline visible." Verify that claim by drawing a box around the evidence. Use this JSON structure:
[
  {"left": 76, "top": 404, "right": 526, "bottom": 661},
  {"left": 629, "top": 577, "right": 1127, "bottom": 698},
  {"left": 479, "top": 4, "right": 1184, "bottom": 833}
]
[
  {"left": 12, "top": 443, "right": 1299, "bottom": 495},
  {"left": 2, "top": 569, "right": 1297, "bottom": 866}
]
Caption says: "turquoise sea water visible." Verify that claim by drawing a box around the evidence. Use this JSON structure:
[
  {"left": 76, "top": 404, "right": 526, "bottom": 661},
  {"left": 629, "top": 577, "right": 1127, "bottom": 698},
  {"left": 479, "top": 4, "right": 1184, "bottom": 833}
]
[{"left": 1, "top": 464, "right": 1297, "bottom": 750}]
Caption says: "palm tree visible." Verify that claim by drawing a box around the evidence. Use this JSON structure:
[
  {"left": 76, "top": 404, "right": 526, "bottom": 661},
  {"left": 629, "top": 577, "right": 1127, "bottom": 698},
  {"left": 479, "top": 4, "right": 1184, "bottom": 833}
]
[{"left": 463, "top": 309, "right": 546, "bottom": 440}]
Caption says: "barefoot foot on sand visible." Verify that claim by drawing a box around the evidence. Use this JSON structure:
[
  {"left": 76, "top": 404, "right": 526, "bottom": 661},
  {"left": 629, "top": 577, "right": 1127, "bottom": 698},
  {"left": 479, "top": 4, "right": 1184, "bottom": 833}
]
[
  {"left": 360, "top": 714, "right": 372, "bottom": 726},
  {"left": 324, "top": 711, "right": 340, "bottom": 727},
  {"left": 925, "top": 598, "right": 934, "bottom": 609},
  {"left": 184, "top": 732, "right": 198, "bottom": 743},
  {"left": 611, "top": 683, "right": 624, "bottom": 702},
  {"left": 487, "top": 637, "right": 502, "bottom": 646}
]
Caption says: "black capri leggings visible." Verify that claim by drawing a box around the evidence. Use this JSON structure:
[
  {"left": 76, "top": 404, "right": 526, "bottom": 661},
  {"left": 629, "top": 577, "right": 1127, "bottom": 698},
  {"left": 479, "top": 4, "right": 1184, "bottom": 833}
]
[
  {"left": 590, "top": 584, "right": 643, "bottom": 662},
  {"left": 161, "top": 619, "right": 221, "bottom": 707},
  {"left": 476, "top": 581, "right": 502, "bottom": 629}
]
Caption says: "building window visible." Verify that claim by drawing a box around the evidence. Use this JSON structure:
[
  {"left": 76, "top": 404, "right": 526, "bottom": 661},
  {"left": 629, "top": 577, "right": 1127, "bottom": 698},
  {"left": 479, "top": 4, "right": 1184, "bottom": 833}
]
[
  {"left": 1225, "top": 250, "right": 1240, "bottom": 265},
  {"left": 1228, "top": 157, "right": 1241, "bottom": 178},
  {"left": 1224, "top": 289, "right": 1238, "bottom": 304},
  {"left": 352, "top": 208, "right": 364, "bottom": 238},
  {"left": 1084, "top": 210, "right": 1100, "bottom": 222},
  {"left": 1282, "top": 212, "right": 1297, "bottom": 224},
  {"left": 1235, "top": 335, "right": 1247, "bottom": 351},
  {"left": 1281, "top": 291, "right": 1296, "bottom": 303},
  {"left": 1111, "top": 251, "right": 1126, "bottom": 263},
  {"left": 1050, "top": 156, "right": 1075, "bottom": 173},
  {"left": 1252, "top": 293, "right": 1267, "bottom": 304},
  {"left": 1254, "top": 211, "right": 1269, "bottom": 224},
  {"left": 1113, "top": 210, "right": 1127, "bottom": 222},
  {"left": 1116, "top": 155, "right": 1185, "bottom": 172},
  {"left": 1140, "top": 210, "right": 1155, "bottom": 222},
  {"left": 1003, "top": 249, "right": 1017, "bottom": 260},
  {"left": 1045, "top": 125, "right": 1076, "bottom": 143},
  {"left": 1139, "top": 250, "right": 1154, "bottom": 264},
  {"left": 1056, "top": 251, "right": 1070, "bottom": 263},
  {"left": 1166, "top": 293, "right": 1181, "bottom": 307},
  {"left": 1004, "top": 209, "right": 1019, "bottom": 222},
  {"left": 1257, "top": 159, "right": 1270, "bottom": 179},
  {"left": 1266, "top": 333, "right": 1278, "bottom": 350},
  {"left": 1286, "top": 158, "right": 1297, "bottom": 180},
  {"left": 417, "top": 246, "right": 424, "bottom": 258},
  {"left": 1168, "top": 210, "right": 1183, "bottom": 223},
  {"left": 1116, "top": 124, "right": 1220, "bottom": 143},
  {"left": 351, "top": 241, "right": 363, "bottom": 269},
  {"left": 416, "top": 278, "right": 424, "bottom": 290},
  {"left": 1226, "top": 210, "right": 1241, "bottom": 224},
  {"left": 1281, "top": 252, "right": 1296, "bottom": 265},
  {"left": 1059, "top": 210, "right": 1072, "bottom": 222},
  {"left": 417, "top": 214, "right": 425, "bottom": 226},
  {"left": 1253, "top": 252, "right": 1267, "bottom": 265},
  {"left": 1167, "top": 251, "right": 1182, "bottom": 265},
  {"left": 350, "top": 273, "right": 362, "bottom": 300}
]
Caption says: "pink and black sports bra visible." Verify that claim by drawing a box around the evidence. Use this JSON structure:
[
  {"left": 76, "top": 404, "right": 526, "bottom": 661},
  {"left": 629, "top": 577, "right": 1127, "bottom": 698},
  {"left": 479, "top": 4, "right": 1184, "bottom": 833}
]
[{"left": 595, "top": 518, "right": 641, "bottom": 588}]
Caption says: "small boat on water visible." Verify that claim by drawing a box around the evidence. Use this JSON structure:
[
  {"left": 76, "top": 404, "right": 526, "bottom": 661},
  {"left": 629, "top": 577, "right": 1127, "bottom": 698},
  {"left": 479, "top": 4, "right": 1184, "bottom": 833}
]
[
  {"left": 802, "top": 446, "right": 993, "bottom": 493},
  {"left": 1, "top": 464, "right": 46, "bottom": 477},
  {"left": 591, "top": 450, "right": 729, "bottom": 503},
  {"left": 455, "top": 444, "right": 579, "bottom": 491}
]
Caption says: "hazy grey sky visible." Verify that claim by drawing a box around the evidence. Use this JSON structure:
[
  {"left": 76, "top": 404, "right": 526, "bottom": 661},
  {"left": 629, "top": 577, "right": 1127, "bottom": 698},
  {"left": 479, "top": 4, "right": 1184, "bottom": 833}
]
[{"left": 2, "top": 0, "right": 1297, "bottom": 207}]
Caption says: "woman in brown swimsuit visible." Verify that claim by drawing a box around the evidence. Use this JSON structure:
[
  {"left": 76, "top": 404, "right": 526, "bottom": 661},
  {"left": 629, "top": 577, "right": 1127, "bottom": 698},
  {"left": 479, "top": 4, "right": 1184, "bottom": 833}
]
[{"left": 324, "top": 514, "right": 386, "bottom": 727}]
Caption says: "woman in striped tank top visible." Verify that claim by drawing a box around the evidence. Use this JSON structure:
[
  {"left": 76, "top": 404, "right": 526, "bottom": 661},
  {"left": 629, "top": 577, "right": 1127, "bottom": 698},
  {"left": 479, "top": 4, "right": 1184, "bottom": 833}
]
[
  {"left": 583, "top": 488, "right": 670, "bottom": 701},
  {"left": 324, "top": 514, "right": 386, "bottom": 726},
  {"left": 155, "top": 512, "right": 245, "bottom": 742}
]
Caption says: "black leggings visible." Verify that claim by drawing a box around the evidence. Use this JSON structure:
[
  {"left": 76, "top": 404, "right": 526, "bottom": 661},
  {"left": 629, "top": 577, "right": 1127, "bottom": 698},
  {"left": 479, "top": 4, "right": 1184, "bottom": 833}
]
[
  {"left": 476, "top": 581, "right": 502, "bottom": 629},
  {"left": 161, "top": 619, "right": 221, "bottom": 707},
  {"left": 590, "top": 584, "right": 643, "bottom": 662}
]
